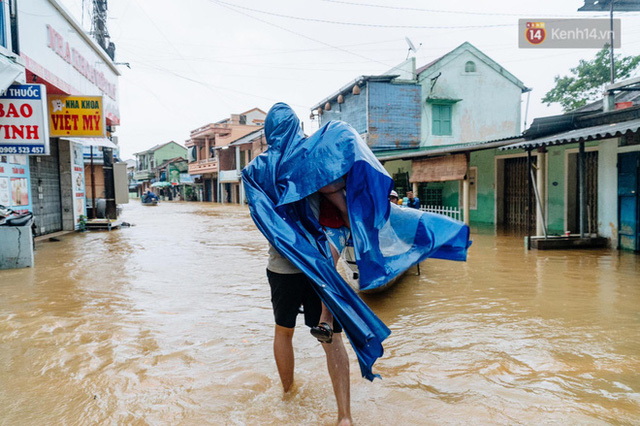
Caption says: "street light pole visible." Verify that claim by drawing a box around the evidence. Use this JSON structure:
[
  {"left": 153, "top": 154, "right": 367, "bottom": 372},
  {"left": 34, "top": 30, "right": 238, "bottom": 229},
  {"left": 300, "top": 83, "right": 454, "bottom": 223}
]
[{"left": 610, "top": 0, "right": 615, "bottom": 84}]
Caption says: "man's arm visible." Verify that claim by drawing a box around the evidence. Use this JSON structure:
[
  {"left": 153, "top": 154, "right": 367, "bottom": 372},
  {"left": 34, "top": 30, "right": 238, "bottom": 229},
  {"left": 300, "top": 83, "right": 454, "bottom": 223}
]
[{"left": 319, "top": 178, "right": 350, "bottom": 229}]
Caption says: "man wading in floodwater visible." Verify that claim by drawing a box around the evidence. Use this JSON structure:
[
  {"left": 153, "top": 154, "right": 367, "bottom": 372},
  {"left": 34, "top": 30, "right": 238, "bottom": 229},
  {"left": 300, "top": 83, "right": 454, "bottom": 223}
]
[
  {"left": 266, "top": 245, "right": 351, "bottom": 425},
  {"left": 242, "top": 103, "right": 470, "bottom": 425},
  {"left": 261, "top": 114, "right": 354, "bottom": 425}
]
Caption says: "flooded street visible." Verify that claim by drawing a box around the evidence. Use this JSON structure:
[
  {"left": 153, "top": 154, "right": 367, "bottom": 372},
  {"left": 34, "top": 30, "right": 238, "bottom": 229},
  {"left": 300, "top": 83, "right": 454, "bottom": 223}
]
[{"left": 1, "top": 201, "right": 640, "bottom": 425}]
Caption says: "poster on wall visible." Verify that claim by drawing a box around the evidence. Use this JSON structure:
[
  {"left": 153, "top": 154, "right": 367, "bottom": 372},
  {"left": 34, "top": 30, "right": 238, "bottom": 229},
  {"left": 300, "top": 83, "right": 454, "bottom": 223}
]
[
  {"left": 70, "top": 142, "right": 86, "bottom": 227},
  {"left": 48, "top": 95, "right": 105, "bottom": 138},
  {"left": 0, "top": 155, "right": 31, "bottom": 212},
  {"left": 11, "top": 178, "right": 29, "bottom": 205},
  {"left": 169, "top": 164, "right": 181, "bottom": 184},
  {"left": 0, "top": 84, "right": 49, "bottom": 155},
  {"left": 0, "top": 177, "right": 9, "bottom": 205}
]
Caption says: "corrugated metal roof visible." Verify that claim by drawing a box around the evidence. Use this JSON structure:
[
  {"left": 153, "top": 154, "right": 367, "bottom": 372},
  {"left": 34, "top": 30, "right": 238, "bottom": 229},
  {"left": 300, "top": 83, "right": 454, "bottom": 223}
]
[
  {"left": 501, "top": 118, "right": 640, "bottom": 150},
  {"left": 376, "top": 136, "right": 523, "bottom": 161},
  {"left": 574, "top": 90, "right": 640, "bottom": 113}
]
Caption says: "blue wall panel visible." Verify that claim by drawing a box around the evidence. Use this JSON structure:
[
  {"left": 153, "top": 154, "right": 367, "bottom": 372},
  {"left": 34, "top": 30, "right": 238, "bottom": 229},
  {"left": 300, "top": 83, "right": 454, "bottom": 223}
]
[
  {"left": 368, "top": 81, "right": 421, "bottom": 151},
  {"left": 319, "top": 86, "right": 367, "bottom": 134}
]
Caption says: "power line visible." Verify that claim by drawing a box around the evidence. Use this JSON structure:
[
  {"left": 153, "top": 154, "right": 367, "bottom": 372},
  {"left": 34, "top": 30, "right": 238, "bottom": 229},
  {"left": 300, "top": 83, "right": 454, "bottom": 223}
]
[
  {"left": 131, "top": 0, "right": 233, "bottom": 109},
  {"left": 208, "top": 0, "right": 397, "bottom": 70},
  {"left": 319, "top": 0, "right": 616, "bottom": 18},
  {"left": 116, "top": 37, "right": 404, "bottom": 61},
  {"left": 133, "top": 61, "right": 310, "bottom": 109},
  {"left": 213, "top": 0, "right": 515, "bottom": 29}
]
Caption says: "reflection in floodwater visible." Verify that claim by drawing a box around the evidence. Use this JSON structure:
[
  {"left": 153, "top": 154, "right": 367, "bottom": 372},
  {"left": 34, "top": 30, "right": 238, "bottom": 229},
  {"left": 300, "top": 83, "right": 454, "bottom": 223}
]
[{"left": 1, "top": 202, "right": 639, "bottom": 424}]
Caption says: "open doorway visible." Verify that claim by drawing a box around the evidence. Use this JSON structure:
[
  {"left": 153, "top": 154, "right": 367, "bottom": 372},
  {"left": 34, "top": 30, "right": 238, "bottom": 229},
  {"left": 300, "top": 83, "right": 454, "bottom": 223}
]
[
  {"left": 496, "top": 155, "right": 537, "bottom": 232},
  {"left": 566, "top": 150, "right": 598, "bottom": 235}
]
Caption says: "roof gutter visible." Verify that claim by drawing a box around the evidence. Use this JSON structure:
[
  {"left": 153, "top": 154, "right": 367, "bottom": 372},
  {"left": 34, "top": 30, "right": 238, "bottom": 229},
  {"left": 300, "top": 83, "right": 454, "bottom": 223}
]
[{"left": 377, "top": 139, "right": 523, "bottom": 162}]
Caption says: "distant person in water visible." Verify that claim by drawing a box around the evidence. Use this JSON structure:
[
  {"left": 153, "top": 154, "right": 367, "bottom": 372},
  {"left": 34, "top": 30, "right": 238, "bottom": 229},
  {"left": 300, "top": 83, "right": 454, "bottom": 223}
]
[
  {"left": 142, "top": 189, "right": 159, "bottom": 203},
  {"left": 405, "top": 190, "right": 420, "bottom": 209},
  {"left": 389, "top": 190, "right": 399, "bottom": 205}
]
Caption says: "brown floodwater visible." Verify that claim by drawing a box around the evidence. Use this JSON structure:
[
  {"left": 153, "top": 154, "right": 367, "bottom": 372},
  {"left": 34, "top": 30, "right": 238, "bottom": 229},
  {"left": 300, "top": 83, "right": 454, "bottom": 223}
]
[{"left": 1, "top": 201, "right": 639, "bottom": 425}]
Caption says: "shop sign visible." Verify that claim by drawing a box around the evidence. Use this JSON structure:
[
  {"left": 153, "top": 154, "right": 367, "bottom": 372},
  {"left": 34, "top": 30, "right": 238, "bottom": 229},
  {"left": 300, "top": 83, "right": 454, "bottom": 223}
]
[
  {"left": 0, "top": 84, "right": 49, "bottom": 155},
  {"left": 46, "top": 24, "right": 117, "bottom": 100},
  {"left": 48, "top": 95, "right": 105, "bottom": 137},
  {"left": 70, "top": 142, "right": 86, "bottom": 227},
  {"left": 169, "top": 165, "right": 181, "bottom": 184},
  {"left": 0, "top": 155, "right": 31, "bottom": 213}
]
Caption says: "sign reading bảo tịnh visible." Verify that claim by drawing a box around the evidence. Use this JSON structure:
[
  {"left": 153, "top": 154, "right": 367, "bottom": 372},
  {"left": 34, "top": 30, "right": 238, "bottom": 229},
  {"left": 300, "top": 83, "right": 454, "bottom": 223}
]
[
  {"left": 0, "top": 84, "right": 49, "bottom": 155},
  {"left": 48, "top": 95, "right": 105, "bottom": 137}
]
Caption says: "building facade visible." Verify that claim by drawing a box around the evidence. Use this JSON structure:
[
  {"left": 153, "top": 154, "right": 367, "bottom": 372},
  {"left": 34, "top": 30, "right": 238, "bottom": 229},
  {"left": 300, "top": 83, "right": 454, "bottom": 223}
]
[
  {"left": 311, "top": 59, "right": 421, "bottom": 152},
  {"left": 186, "top": 108, "right": 266, "bottom": 202},
  {"left": 217, "top": 128, "right": 266, "bottom": 204},
  {"left": 498, "top": 85, "right": 640, "bottom": 250},
  {"left": 133, "top": 141, "right": 187, "bottom": 194},
  {"left": 0, "top": 0, "right": 121, "bottom": 235},
  {"left": 378, "top": 43, "right": 529, "bottom": 223}
]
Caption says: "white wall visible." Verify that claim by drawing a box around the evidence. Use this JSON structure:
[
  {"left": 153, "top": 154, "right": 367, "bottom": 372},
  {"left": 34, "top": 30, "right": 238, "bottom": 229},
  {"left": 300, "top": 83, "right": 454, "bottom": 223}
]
[
  {"left": 419, "top": 49, "right": 523, "bottom": 147},
  {"left": 597, "top": 139, "right": 619, "bottom": 240},
  {"left": 18, "top": 0, "right": 120, "bottom": 124},
  {"left": 383, "top": 57, "right": 416, "bottom": 81},
  {"left": 244, "top": 109, "right": 266, "bottom": 125}
]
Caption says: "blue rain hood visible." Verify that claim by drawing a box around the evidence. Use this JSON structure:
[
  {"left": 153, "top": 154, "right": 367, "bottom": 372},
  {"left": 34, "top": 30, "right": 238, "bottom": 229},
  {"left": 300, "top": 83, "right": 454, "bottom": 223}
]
[{"left": 243, "top": 103, "right": 470, "bottom": 380}]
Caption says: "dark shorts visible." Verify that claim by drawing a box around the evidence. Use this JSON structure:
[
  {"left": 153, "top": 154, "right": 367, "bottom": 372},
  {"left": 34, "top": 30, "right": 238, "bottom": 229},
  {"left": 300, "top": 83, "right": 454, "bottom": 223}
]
[{"left": 267, "top": 269, "right": 342, "bottom": 333}]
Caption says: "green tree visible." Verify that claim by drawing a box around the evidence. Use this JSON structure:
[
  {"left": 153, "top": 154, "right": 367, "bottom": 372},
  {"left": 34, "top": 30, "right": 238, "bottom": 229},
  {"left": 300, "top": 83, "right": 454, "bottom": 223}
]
[{"left": 542, "top": 47, "right": 640, "bottom": 112}]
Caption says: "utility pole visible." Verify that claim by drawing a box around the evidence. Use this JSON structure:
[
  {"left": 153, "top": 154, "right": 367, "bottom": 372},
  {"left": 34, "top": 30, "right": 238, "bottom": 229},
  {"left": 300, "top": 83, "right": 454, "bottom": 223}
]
[{"left": 610, "top": 0, "right": 615, "bottom": 84}]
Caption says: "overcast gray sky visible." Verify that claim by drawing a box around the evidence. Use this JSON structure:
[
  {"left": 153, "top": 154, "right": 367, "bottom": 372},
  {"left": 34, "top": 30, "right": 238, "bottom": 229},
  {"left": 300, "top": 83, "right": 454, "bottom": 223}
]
[{"left": 59, "top": 0, "right": 640, "bottom": 159}]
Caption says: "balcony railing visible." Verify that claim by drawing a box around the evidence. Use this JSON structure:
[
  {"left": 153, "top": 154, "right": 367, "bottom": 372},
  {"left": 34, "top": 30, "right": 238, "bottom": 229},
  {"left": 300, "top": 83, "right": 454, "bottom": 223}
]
[
  {"left": 133, "top": 170, "right": 154, "bottom": 181},
  {"left": 188, "top": 158, "right": 218, "bottom": 175}
]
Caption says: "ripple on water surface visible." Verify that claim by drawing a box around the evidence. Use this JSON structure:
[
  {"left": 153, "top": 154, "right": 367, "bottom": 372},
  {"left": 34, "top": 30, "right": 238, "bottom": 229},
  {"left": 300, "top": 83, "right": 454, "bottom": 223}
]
[{"left": 1, "top": 202, "right": 640, "bottom": 424}]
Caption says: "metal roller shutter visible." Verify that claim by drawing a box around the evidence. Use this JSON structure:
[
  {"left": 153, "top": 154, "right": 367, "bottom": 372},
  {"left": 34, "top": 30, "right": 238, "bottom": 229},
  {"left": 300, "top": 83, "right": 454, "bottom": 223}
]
[{"left": 29, "top": 139, "right": 62, "bottom": 236}]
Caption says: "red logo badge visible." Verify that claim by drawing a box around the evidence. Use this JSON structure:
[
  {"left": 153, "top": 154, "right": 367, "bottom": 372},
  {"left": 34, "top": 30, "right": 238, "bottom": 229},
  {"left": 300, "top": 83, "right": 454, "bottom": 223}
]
[{"left": 525, "top": 22, "right": 546, "bottom": 45}]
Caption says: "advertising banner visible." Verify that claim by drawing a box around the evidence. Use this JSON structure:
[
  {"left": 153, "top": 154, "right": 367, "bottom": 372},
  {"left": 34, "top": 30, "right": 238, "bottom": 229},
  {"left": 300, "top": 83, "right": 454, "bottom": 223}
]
[
  {"left": 0, "top": 84, "right": 49, "bottom": 155},
  {"left": 169, "top": 164, "right": 181, "bottom": 185},
  {"left": 48, "top": 95, "right": 105, "bottom": 137},
  {"left": 70, "top": 142, "right": 86, "bottom": 227},
  {"left": 0, "top": 155, "right": 31, "bottom": 213}
]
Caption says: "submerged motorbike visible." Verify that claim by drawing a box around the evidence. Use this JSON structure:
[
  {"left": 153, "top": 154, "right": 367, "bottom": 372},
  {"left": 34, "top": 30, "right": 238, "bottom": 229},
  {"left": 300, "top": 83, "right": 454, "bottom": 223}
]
[{"left": 0, "top": 205, "right": 34, "bottom": 227}]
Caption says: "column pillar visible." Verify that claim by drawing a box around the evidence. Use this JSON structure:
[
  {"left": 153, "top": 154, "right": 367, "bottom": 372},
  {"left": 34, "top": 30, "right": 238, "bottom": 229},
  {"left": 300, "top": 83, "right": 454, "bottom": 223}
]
[
  {"left": 235, "top": 146, "right": 243, "bottom": 206},
  {"left": 462, "top": 152, "right": 470, "bottom": 226},
  {"left": 463, "top": 178, "right": 470, "bottom": 226},
  {"left": 578, "top": 142, "right": 587, "bottom": 237},
  {"left": 536, "top": 149, "right": 547, "bottom": 236}
]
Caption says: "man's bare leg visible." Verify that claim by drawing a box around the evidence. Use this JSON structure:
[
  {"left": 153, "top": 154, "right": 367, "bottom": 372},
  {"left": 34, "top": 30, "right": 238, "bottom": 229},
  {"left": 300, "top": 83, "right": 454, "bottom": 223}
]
[
  {"left": 274, "top": 325, "right": 295, "bottom": 392},
  {"left": 322, "top": 333, "right": 352, "bottom": 425},
  {"left": 318, "top": 244, "right": 340, "bottom": 327}
]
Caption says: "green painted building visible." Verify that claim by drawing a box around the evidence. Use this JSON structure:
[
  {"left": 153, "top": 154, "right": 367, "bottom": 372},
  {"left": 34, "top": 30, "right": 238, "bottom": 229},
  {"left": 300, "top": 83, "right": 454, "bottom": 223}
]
[{"left": 133, "top": 141, "right": 187, "bottom": 192}]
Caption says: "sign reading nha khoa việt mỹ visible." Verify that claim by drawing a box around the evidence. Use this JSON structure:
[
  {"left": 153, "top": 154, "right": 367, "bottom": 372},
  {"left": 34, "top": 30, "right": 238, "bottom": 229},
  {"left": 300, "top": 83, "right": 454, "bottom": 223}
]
[{"left": 48, "top": 95, "right": 106, "bottom": 137}]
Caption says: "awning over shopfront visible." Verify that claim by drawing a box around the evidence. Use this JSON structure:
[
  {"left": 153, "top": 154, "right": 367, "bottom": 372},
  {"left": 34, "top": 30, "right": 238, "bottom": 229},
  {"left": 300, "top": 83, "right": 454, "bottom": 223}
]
[
  {"left": 501, "top": 118, "right": 640, "bottom": 150},
  {"left": 62, "top": 137, "right": 118, "bottom": 149},
  {"left": 410, "top": 153, "right": 468, "bottom": 183},
  {"left": 0, "top": 55, "right": 25, "bottom": 95}
]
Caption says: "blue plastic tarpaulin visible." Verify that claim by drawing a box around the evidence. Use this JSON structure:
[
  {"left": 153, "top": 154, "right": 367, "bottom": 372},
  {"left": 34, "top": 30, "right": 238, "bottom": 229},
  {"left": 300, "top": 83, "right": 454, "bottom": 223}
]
[{"left": 242, "top": 103, "right": 471, "bottom": 380}]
